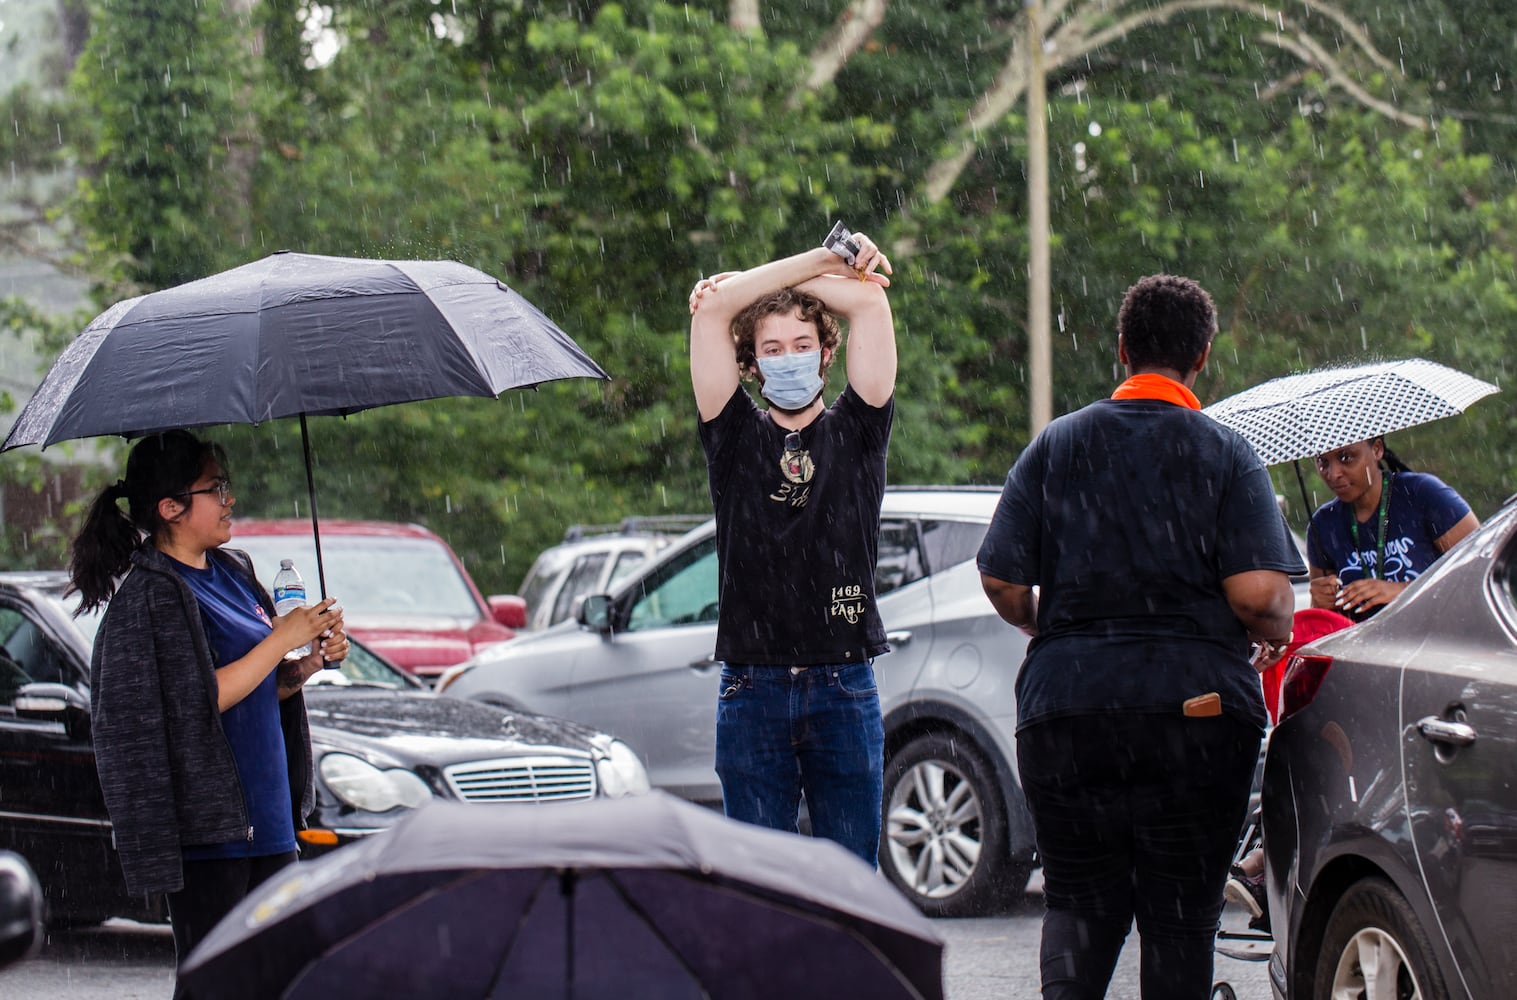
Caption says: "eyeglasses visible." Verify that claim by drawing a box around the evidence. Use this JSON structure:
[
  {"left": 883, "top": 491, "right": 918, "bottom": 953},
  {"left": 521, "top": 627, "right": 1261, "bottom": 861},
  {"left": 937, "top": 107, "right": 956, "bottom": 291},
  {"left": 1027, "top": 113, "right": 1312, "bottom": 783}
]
[{"left": 181, "top": 478, "right": 233, "bottom": 506}]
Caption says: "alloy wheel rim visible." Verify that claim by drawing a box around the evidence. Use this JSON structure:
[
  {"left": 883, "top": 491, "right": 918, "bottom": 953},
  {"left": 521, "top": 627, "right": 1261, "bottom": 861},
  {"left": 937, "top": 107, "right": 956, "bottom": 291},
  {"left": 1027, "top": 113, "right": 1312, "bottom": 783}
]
[
  {"left": 885, "top": 758, "right": 983, "bottom": 899},
  {"left": 1329, "top": 926, "right": 1420, "bottom": 1000}
]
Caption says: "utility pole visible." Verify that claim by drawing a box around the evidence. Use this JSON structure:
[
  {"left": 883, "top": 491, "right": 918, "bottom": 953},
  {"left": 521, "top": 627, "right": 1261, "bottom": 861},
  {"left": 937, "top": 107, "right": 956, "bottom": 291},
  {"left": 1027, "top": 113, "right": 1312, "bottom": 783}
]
[{"left": 1025, "top": 0, "right": 1052, "bottom": 437}]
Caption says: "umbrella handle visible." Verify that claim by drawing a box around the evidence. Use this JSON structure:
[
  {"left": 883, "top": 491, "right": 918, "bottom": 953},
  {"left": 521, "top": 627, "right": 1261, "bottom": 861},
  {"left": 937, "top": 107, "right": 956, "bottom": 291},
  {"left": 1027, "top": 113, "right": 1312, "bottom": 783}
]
[
  {"left": 299, "top": 414, "right": 329, "bottom": 601},
  {"left": 1293, "top": 460, "right": 1313, "bottom": 532}
]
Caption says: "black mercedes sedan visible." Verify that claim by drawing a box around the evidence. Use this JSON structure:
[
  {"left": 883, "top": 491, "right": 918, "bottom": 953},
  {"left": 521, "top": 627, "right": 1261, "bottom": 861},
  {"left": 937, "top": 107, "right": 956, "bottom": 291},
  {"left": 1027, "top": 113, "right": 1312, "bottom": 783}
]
[
  {"left": 1262, "top": 496, "right": 1517, "bottom": 999},
  {"left": 0, "top": 570, "right": 649, "bottom": 926}
]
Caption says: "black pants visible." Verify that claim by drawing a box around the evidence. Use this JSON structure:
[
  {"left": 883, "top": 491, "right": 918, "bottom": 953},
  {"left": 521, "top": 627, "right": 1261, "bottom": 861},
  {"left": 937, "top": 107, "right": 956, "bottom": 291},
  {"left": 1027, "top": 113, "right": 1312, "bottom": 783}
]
[
  {"left": 1017, "top": 713, "right": 1260, "bottom": 1000},
  {"left": 167, "top": 851, "right": 296, "bottom": 1000}
]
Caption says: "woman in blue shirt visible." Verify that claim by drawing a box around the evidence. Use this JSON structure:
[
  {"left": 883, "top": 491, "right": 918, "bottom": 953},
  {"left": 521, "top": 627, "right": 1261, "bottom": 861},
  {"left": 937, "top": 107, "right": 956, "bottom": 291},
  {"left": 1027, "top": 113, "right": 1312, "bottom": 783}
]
[
  {"left": 1307, "top": 437, "right": 1479, "bottom": 620},
  {"left": 70, "top": 430, "right": 348, "bottom": 999}
]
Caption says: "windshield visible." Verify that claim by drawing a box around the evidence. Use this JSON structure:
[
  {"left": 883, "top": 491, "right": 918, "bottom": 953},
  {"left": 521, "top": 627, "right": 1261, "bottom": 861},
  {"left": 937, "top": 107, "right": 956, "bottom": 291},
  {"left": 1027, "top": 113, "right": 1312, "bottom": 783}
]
[
  {"left": 230, "top": 534, "right": 482, "bottom": 619},
  {"left": 304, "top": 636, "right": 414, "bottom": 688},
  {"left": 516, "top": 548, "right": 575, "bottom": 627}
]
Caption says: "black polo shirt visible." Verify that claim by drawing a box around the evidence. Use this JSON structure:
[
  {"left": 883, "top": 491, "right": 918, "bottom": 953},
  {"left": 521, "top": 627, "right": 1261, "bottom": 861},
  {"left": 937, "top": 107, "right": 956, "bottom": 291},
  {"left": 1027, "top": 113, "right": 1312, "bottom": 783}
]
[
  {"left": 977, "top": 398, "right": 1303, "bottom": 730},
  {"left": 699, "top": 384, "right": 892, "bottom": 665}
]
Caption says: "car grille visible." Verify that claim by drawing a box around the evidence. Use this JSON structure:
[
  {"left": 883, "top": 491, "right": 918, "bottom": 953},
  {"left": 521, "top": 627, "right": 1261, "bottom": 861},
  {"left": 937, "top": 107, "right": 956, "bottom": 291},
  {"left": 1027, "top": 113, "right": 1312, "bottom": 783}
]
[{"left": 443, "top": 755, "right": 597, "bottom": 803}]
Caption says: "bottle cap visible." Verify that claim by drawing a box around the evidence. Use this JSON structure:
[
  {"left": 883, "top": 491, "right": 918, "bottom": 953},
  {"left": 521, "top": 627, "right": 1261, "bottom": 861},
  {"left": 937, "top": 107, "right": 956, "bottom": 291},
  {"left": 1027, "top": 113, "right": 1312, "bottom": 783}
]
[{"left": 279, "top": 559, "right": 294, "bottom": 569}]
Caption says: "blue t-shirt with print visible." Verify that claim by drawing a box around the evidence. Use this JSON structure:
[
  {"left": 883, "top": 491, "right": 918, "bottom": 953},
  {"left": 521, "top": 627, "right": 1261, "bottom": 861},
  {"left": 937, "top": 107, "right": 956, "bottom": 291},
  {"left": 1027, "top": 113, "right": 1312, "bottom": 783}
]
[
  {"left": 174, "top": 554, "right": 296, "bottom": 860},
  {"left": 1306, "top": 471, "right": 1470, "bottom": 615}
]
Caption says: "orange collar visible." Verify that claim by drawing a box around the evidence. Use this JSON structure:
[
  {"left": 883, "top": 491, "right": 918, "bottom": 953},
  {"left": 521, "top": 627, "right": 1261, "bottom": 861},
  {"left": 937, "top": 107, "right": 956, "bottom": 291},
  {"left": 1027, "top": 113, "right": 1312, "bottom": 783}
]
[{"left": 1111, "top": 373, "right": 1201, "bottom": 410}]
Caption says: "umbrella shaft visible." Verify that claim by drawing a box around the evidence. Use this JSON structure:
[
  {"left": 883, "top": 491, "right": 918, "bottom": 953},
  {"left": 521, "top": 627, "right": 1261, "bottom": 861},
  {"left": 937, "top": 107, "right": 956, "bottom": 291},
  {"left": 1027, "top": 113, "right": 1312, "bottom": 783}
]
[{"left": 299, "top": 414, "right": 328, "bottom": 600}]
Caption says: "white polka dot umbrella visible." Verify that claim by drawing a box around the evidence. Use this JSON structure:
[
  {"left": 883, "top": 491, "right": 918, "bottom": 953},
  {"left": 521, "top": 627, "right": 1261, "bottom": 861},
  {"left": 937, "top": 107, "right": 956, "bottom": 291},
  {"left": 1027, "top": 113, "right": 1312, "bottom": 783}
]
[{"left": 1204, "top": 358, "right": 1499, "bottom": 467}]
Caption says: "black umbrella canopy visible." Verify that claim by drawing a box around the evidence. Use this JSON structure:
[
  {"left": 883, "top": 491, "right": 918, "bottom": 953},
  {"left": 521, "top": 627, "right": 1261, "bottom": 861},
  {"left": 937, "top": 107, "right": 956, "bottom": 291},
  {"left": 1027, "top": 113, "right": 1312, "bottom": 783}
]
[
  {"left": 181, "top": 792, "right": 945, "bottom": 1000},
  {"left": 1, "top": 251, "right": 609, "bottom": 450},
  {"left": 0, "top": 252, "right": 609, "bottom": 598}
]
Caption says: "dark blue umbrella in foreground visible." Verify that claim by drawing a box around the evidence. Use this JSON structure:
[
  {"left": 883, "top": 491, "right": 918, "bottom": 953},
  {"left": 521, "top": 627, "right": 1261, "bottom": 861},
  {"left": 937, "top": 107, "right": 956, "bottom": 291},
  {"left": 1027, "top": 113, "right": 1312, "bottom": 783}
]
[
  {"left": 180, "top": 791, "right": 944, "bottom": 1000},
  {"left": 0, "top": 251, "right": 609, "bottom": 595}
]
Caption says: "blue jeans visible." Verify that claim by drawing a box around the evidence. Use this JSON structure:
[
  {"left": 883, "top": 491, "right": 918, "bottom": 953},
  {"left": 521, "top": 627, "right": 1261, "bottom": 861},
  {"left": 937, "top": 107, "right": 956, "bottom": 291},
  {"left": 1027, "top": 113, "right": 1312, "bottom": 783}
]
[
  {"left": 1017, "top": 713, "right": 1261, "bottom": 1000},
  {"left": 714, "top": 661, "right": 885, "bottom": 865}
]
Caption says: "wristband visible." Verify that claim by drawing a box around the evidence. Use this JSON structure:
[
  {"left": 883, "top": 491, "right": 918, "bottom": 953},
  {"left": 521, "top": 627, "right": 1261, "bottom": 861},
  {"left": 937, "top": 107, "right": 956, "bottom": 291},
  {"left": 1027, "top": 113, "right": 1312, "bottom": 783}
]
[{"left": 823, "top": 221, "right": 860, "bottom": 267}]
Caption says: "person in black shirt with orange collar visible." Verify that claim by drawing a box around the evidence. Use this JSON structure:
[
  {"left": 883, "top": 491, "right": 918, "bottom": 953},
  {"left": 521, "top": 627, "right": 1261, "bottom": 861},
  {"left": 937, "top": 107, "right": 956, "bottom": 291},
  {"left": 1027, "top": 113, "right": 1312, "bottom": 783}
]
[
  {"left": 687, "top": 226, "right": 894, "bottom": 864},
  {"left": 978, "top": 275, "right": 1300, "bottom": 998}
]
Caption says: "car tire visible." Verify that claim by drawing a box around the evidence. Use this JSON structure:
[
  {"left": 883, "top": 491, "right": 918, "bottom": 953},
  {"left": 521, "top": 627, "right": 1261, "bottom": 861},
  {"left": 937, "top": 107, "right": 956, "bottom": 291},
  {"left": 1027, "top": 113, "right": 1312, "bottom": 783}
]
[
  {"left": 880, "top": 732, "right": 1026, "bottom": 917},
  {"left": 1312, "top": 877, "right": 1450, "bottom": 1000}
]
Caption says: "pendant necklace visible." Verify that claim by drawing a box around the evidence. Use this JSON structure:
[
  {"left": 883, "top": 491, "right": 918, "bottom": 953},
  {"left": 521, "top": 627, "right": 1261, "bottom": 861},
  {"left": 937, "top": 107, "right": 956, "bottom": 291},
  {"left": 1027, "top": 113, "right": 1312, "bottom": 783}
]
[{"left": 780, "top": 430, "right": 815, "bottom": 484}]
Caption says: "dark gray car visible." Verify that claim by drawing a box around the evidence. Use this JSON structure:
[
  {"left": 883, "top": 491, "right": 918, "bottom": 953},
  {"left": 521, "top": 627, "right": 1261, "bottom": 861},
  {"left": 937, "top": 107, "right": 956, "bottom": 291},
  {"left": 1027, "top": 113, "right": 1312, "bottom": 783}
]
[
  {"left": 1261, "top": 496, "right": 1517, "bottom": 999},
  {"left": 440, "top": 486, "right": 1038, "bottom": 916},
  {"left": 0, "top": 570, "right": 649, "bottom": 926}
]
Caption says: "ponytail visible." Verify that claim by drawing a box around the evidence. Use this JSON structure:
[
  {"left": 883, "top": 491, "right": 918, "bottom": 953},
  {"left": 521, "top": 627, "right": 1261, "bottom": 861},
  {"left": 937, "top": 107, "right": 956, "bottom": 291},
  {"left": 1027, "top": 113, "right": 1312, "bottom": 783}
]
[
  {"left": 65, "top": 430, "right": 224, "bottom": 614},
  {"left": 1379, "top": 441, "right": 1412, "bottom": 474},
  {"left": 68, "top": 482, "right": 140, "bottom": 614}
]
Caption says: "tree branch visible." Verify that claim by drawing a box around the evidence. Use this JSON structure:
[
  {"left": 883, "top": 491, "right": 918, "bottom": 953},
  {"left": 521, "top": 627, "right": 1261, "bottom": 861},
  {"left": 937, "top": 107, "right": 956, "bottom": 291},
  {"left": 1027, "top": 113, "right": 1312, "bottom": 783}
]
[
  {"left": 922, "top": 32, "right": 1029, "bottom": 205},
  {"left": 792, "top": 0, "right": 890, "bottom": 101},
  {"left": 1258, "top": 30, "right": 1428, "bottom": 130},
  {"left": 917, "top": 0, "right": 1422, "bottom": 207}
]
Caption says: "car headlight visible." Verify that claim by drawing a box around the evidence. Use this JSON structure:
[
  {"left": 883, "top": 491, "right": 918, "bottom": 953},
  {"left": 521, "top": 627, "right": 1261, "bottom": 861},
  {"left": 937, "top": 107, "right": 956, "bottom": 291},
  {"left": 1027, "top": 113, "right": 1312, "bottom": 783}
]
[
  {"left": 319, "top": 753, "right": 434, "bottom": 812},
  {"left": 594, "top": 740, "right": 651, "bottom": 798}
]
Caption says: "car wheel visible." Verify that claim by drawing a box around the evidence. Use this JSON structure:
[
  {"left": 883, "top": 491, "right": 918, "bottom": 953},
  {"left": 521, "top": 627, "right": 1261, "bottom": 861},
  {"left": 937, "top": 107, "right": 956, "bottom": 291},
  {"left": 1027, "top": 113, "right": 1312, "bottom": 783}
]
[
  {"left": 881, "top": 732, "right": 1025, "bottom": 917},
  {"left": 1313, "top": 877, "right": 1449, "bottom": 1000}
]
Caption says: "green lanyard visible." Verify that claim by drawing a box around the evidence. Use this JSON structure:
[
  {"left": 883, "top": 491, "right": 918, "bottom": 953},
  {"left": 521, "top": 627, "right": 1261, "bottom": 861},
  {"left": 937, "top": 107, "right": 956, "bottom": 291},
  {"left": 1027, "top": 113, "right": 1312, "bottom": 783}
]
[{"left": 1348, "top": 472, "right": 1393, "bottom": 581}]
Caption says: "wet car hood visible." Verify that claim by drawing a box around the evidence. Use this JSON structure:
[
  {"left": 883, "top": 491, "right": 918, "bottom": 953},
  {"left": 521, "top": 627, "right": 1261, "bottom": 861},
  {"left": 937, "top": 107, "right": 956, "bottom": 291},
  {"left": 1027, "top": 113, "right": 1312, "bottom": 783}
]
[{"left": 304, "top": 686, "right": 602, "bottom": 767}]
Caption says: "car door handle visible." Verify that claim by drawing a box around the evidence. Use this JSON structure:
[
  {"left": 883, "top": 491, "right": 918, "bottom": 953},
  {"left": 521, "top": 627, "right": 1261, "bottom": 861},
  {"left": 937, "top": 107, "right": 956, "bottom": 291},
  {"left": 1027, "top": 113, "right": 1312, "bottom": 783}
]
[
  {"left": 688, "top": 654, "right": 720, "bottom": 672},
  {"left": 886, "top": 630, "right": 912, "bottom": 646},
  {"left": 1416, "top": 716, "right": 1477, "bottom": 747}
]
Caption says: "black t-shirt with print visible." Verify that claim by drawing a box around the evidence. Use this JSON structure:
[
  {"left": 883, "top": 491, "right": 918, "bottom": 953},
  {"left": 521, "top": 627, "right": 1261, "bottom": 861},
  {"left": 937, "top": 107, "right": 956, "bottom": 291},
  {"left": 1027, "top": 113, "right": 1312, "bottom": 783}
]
[
  {"left": 699, "top": 384, "right": 893, "bottom": 665},
  {"left": 977, "top": 398, "right": 1305, "bottom": 731}
]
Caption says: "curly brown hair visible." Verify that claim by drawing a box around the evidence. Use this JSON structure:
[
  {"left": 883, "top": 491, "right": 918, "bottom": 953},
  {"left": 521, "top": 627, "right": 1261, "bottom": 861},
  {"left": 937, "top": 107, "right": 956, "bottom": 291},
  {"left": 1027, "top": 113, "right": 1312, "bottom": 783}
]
[
  {"left": 730, "top": 288, "right": 842, "bottom": 381},
  {"left": 1117, "top": 274, "right": 1217, "bottom": 373}
]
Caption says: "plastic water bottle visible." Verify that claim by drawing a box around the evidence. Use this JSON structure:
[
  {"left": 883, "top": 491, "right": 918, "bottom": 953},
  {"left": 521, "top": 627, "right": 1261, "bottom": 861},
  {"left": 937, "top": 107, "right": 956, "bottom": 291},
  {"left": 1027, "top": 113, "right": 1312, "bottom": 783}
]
[{"left": 272, "top": 559, "right": 311, "bottom": 660}]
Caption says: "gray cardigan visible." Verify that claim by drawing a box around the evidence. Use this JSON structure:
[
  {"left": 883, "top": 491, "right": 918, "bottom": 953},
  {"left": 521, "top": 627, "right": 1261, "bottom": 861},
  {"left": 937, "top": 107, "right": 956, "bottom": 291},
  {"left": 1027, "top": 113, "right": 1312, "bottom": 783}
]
[{"left": 89, "top": 544, "right": 315, "bottom": 896}]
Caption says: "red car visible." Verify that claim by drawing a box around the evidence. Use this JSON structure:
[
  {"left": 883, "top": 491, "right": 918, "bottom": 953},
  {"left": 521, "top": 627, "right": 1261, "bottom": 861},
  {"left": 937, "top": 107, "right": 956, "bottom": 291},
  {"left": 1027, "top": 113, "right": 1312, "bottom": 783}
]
[{"left": 230, "top": 519, "right": 525, "bottom": 679}]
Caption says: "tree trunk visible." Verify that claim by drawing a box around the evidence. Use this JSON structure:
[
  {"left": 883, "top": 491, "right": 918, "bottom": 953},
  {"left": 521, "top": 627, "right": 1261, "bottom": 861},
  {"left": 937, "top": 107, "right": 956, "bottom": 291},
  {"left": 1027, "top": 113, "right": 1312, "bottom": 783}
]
[{"left": 729, "top": 0, "right": 760, "bottom": 33}]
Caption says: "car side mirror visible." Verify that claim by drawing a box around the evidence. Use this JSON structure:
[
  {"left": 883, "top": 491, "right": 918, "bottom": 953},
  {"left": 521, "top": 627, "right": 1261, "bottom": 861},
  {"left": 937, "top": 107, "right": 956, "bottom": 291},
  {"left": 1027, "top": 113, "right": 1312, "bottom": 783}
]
[
  {"left": 488, "top": 595, "right": 528, "bottom": 630},
  {"left": 0, "top": 852, "right": 42, "bottom": 971},
  {"left": 15, "top": 682, "right": 91, "bottom": 741},
  {"left": 577, "top": 594, "right": 613, "bottom": 633}
]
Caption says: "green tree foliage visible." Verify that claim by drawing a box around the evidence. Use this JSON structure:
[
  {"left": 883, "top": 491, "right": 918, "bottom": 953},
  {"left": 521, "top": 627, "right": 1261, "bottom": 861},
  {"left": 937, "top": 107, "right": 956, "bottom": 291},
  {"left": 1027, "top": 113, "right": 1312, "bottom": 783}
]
[
  {"left": 70, "top": 0, "right": 245, "bottom": 292},
  {"left": 28, "top": 0, "right": 1517, "bottom": 591},
  {"left": 217, "top": 0, "right": 890, "bottom": 589}
]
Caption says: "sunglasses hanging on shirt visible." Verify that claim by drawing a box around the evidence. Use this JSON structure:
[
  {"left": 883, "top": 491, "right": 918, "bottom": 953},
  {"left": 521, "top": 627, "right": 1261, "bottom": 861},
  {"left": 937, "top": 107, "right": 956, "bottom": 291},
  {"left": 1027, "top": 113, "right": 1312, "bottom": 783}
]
[{"left": 780, "top": 431, "right": 815, "bottom": 484}]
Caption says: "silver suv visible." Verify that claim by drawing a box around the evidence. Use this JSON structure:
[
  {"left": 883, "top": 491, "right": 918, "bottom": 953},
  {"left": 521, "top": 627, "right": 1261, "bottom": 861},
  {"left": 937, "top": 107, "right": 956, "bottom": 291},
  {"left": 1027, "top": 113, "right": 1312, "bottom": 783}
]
[
  {"left": 513, "top": 516, "right": 707, "bottom": 631},
  {"left": 439, "top": 487, "right": 1035, "bottom": 916}
]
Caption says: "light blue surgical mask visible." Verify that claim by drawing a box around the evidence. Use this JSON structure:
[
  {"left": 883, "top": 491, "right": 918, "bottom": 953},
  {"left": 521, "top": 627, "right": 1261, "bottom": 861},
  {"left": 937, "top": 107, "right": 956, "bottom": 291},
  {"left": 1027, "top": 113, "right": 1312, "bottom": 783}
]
[{"left": 756, "top": 350, "right": 824, "bottom": 410}]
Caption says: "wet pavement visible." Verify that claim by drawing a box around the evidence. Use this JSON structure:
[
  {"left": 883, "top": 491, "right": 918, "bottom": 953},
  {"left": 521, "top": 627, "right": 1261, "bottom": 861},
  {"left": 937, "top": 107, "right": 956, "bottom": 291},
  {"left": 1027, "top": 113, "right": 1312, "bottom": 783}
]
[{"left": 1, "top": 873, "right": 1272, "bottom": 998}]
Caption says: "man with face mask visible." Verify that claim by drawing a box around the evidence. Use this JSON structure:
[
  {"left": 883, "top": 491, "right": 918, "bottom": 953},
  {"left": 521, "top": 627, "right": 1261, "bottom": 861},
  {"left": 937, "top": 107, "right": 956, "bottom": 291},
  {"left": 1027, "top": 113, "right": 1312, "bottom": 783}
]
[{"left": 687, "top": 227, "right": 896, "bottom": 863}]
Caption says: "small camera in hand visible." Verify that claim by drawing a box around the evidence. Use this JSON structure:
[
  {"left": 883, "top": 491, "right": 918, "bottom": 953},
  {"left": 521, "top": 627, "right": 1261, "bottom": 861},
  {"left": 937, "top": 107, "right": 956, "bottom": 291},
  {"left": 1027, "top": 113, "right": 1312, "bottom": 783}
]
[{"left": 823, "top": 221, "right": 860, "bottom": 267}]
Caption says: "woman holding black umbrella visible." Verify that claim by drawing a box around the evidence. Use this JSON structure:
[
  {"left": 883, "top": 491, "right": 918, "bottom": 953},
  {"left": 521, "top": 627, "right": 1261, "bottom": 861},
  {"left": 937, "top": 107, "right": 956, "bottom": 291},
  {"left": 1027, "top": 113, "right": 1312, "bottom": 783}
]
[{"left": 68, "top": 429, "right": 348, "bottom": 998}]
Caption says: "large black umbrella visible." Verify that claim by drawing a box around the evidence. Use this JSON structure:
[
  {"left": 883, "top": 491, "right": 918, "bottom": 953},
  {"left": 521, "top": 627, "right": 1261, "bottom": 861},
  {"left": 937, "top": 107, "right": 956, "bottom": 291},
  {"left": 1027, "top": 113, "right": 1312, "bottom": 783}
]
[
  {"left": 0, "top": 251, "right": 609, "bottom": 595},
  {"left": 179, "top": 792, "right": 944, "bottom": 1000}
]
